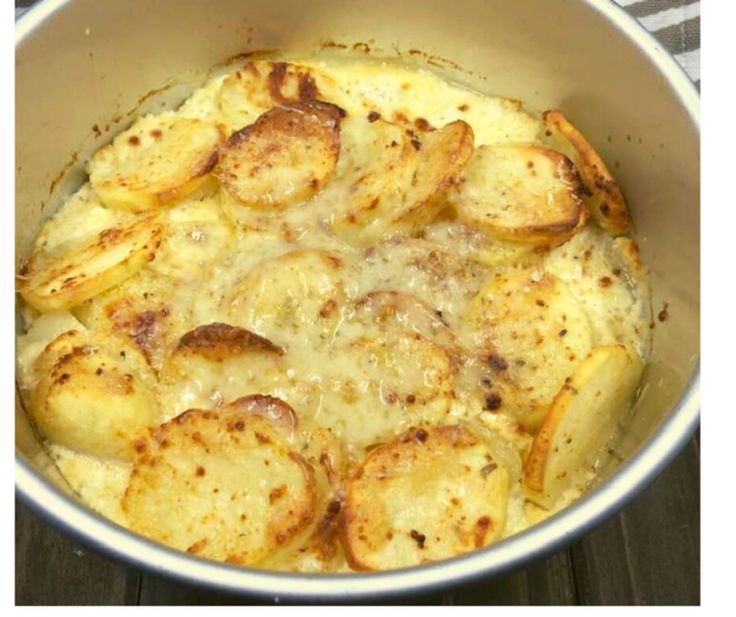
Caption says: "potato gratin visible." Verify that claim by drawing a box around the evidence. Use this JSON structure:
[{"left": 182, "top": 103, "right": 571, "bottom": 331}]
[{"left": 16, "top": 57, "right": 652, "bottom": 572}]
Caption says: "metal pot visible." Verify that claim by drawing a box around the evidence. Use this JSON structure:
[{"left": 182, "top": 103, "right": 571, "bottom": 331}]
[{"left": 15, "top": 0, "right": 700, "bottom": 601}]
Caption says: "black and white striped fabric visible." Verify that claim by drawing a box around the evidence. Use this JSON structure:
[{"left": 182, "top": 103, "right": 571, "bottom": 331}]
[
  {"left": 615, "top": 0, "right": 700, "bottom": 86},
  {"left": 16, "top": 0, "right": 701, "bottom": 85}
]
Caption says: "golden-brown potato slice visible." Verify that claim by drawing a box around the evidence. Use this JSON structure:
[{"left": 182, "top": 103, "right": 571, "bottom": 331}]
[
  {"left": 20, "top": 215, "right": 163, "bottom": 313},
  {"left": 73, "top": 268, "right": 192, "bottom": 372},
  {"left": 123, "top": 403, "right": 316, "bottom": 565},
  {"left": 159, "top": 323, "right": 290, "bottom": 419},
  {"left": 343, "top": 425, "right": 509, "bottom": 571},
  {"left": 394, "top": 120, "right": 475, "bottom": 233},
  {"left": 88, "top": 114, "right": 223, "bottom": 211},
  {"left": 216, "top": 101, "right": 343, "bottom": 211},
  {"left": 217, "top": 60, "right": 345, "bottom": 130},
  {"left": 523, "top": 345, "right": 644, "bottom": 508},
  {"left": 260, "top": 428, "right": 348, "bottom": 572},
  {"left": 452, "top": 145, "right": 586, "bottom": 246},
  {"left": 221, "top": 249, "right": 345, "bottom": 346},
  {"left": 543, "top": 110, "right": 631, "bottom": 235},
  {"left": 329, "top": 117, "right": 474, "bottom": 245},
  {"left": 462, "top": 270, "right": 594, "bottom": 432},
  {"left": 29, "top": 329, "right": 158, "bottom": 461},
  {"left": 27, "top": 184, "right": 137, "bottom": 269},
  {"left": 16, "top": 311, "right": 86, "bottom": 385},
  {"left": 544, "top": 226, "right": 652, "bottom": 359}
]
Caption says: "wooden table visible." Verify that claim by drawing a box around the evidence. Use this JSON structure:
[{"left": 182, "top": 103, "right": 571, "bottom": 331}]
[{"left": 15, "top": 0, "right": 700, "bottom": 605}]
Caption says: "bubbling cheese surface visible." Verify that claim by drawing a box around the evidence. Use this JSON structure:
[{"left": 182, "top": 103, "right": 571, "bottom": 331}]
[{"left": 17, "top": 56, "right": 651, "bottom": 572}]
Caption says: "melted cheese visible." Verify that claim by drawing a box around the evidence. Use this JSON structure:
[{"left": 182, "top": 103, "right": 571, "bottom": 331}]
[{"left": 16, "top": 55, "right": 651, "bottom": 573}]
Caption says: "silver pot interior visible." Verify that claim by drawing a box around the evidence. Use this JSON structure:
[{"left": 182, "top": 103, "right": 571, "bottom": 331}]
[{"left": 15, "top": 0, "right": 699, "bottom": 598}]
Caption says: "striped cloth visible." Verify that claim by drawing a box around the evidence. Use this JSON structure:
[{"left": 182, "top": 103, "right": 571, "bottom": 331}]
[
  {"left": 15, "top": 0, "right": 700, "bottom": 83},
  {"left": 615, "top": 0, "right": 700, "bottom": 86}
]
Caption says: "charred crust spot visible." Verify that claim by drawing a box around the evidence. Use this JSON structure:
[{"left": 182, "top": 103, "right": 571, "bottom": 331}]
[
  {"left": 254, "top": 431, "right": 271, "bottom": 444},
  {"left": 98, "top": 227, "right": 123, "bottom": 245},
  {"left": 599, "top": 276, "right": 613, "bottom": 288},
  {"left": 405, "top": 394, "right": 416, "bottom": 404},
  {"left": 297, "top": 73, "right": 319, "bottom": 102},
  {"left": 58, "top": 373, "right": 71, "bottom": 384},
  {"left": 600, "top": 203, "right": 611, "bottom": 216},
  {"left": 319, "top": 298, "right": 338, "bottom": 319},
  {"left": 559, "top": 329, "right": 568, "bottom": 337},
  {"left": 269, "top": 484, "right": 287, "bottom": 503},
  {"left": 414, "top": 117, "right": 432, "bottom": 131},
  {"left": 128, "top": 135, "right": 140, "bottom": 146},
  {"left": 268, "top": 62, "right": 288, "bottom": 103},
  {"left": 409, "top": 529, "right": 426, "bottom": 549},
  {"left": 95, "top": 367, "right": 104, "bottom": 375},
  {"left": 133, "top": 439, "right": 147, "bottom": 454},
  {"left": 484, "top": 393, "right": 502, "bottom": 411},
  {"left": 414, "top": 428, "right": 428, "bottom": 443},
  {"left": 410, "top": 138, "right": 422, "bottom": 151},
  {"left": 199, "top": 149, "right": 220, "bottom": 175},
  {"left": 458, "top": 104, "right": 470, "bottom": 112},
  {"left": 186, "top": 539, "right": 208, "bottom": 554},
  {"left": 150, "top": 129, "right": 163, "bottom": 139},
  {"left": 367, "top": 111, "right": 381, "bottom": 123},
  {"left": 480, "top": 463, "right": 497, "bottom": 478},
  {"left": 658, "top": 302, "right": 669, "bottom": 322},
  {"left": 474, "top": 516, "right": 492, "bottom": 548},
  {"left": 488, "top": 354, "right": 509, "bottom": 371},
  {"left": 92, "top": 124, "right": 101, "bottom": 137},
  {"left": 195, "top": 465, "right": 206, "bottom": 476}
]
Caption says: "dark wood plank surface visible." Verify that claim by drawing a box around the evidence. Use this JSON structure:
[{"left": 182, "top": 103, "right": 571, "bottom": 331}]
[{"left": 14, "top": 0, "right": 700, "bottom": 605}]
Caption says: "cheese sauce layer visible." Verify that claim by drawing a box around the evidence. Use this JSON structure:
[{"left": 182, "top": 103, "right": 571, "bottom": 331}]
[{"left": 16, "top": 57, "right": 651, "bottom": 573}]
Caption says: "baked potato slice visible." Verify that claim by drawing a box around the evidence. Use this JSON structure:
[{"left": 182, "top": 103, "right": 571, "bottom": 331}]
[
  {"left": 217, "top": 60, "right": 345, "bottom": 130},
  {"left": 523, "top": 344, "right": 644, "bottom": 508},
  {"left": 20, "top": 215, "right": 163, "bottom": 313},
  {"left": 452, "top": 145, "right": 586, "bottom": 246},
  {"left": 16, "top": 311, "right": 85, "bottom": 384},
  {"left": 123, "top": 404, "right": 316, "bottom": 565},
  {"left": 88, "top": 114, "right": 223, "bottom": 211},
  {"left": 221, "top": 249, "right": 345, "bottom": 346},
  {"left": 463, "top": 270, "right": 594, "bottom": 432},
  {"left": 319, "top": 331, "right": 456, "bottom": 451},
  {"left": 343, "top": 425, "right": 509, "bottom": 571},
  {"left": 329, "top": 117, "right": 474, "bottom": 245},
  {"left": 545, "top": 226, "right": 652, "bottom": 359},
  {"left": 216, "top": 101, "right": 343, "bottom": 211},
  {"left": 543, "top": 110, "right": 631, "bottom": 235},
  {"left": 159, "top": 323, "right": 290, "bottom": 419},
  {"left": 29, "top": 329, "right": 158, "bottom": 461}
]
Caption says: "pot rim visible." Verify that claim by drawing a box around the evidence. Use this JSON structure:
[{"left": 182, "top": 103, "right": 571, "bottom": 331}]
[{"left": 15, "top": 0, "right": 700, "bottom": 600}]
